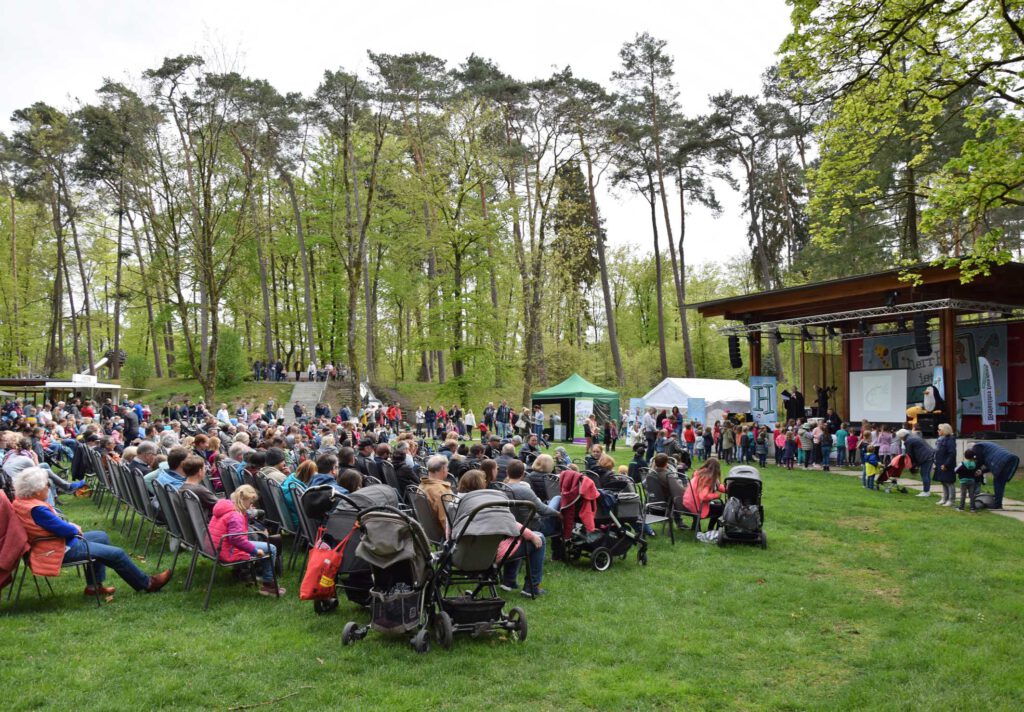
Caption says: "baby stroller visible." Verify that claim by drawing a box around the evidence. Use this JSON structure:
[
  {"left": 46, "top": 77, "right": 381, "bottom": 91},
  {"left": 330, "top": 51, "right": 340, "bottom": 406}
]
[
  {"left": 306, "top": 484, "right": 398, "bottom": 613},
  {"left": 341, "top": 505, "right": 440, "bottom": 653},
  {"left": 878, "top": 454, "right": 911, "bottom": 493},
  {"left": 560, "top": 470, "right": 648, "bottom": 571},
  {"left": 717, "top": 465, "right": 766, "bottom": 548},
  {"left": 433, "top": 490, "right": 530, "bottom": 643}
]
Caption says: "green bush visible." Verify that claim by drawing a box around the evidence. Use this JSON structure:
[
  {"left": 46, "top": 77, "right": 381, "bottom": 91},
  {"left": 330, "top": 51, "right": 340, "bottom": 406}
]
[
  {"left": 122, "top": 355, "right": 153, "bottom": 390},
  {"left": 216, "top": 329, "right": 247, "bottom": 390}
]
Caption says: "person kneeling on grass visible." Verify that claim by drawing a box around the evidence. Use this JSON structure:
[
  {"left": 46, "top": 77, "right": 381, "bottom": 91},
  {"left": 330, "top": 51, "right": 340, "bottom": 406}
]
[
  {"left": 209, "top": 484, "right": 285, "bottom": 597},
  {"left": 12, "top": 467, "right": 172, "bottom": 597}
]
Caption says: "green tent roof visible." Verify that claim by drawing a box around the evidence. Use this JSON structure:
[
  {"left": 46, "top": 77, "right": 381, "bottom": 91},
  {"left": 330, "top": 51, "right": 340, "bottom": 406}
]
[{"left": 531, "top": 373, "right": 619, "bottom": 399}]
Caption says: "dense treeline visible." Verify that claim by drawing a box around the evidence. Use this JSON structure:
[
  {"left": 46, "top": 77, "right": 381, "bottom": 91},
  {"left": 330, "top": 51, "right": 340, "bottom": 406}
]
[{"left": 0, "top": 5, "right": 1021, "bottom": 404}]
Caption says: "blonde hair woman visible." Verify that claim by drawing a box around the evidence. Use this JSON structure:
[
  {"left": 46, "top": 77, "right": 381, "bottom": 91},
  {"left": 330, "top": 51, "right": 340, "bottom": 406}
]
[
  {"left": 934, "top": 422, "right": 958, "bottom": 506},
  {"left": 208, "top": 484, "right": 285, "bottom": 597}
]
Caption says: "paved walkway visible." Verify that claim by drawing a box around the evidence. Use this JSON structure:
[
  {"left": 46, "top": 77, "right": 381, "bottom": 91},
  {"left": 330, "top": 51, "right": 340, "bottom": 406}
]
[
  {"left": 283, "top": 380, "right": 327, "bottom": 424},
  {"left": 824, "top": 465, "right": 1024, "bottom": 522}
]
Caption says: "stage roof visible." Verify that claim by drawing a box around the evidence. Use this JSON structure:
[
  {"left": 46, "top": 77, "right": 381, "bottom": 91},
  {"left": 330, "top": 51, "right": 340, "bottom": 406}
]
[{"left": 692, "top": 262, "right": 1024, "bottom": 333}]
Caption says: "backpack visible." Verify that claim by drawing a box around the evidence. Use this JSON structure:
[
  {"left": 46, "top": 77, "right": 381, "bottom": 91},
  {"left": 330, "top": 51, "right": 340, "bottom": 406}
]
[{"left": 721, "top": 497, "right": 761, "bottom": 533}]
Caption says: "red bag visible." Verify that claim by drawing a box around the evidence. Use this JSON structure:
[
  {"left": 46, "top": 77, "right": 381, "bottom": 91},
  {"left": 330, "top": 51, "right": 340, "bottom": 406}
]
[{"left": 299, "top": 526, "right": 354, "bottom": 601}]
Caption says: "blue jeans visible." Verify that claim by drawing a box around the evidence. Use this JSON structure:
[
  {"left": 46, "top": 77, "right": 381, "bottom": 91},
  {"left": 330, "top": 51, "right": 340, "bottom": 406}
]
[
  {"left": 501, "top": 533, "right": 545, "bottom": 593},
  {"left": 836, "top": 448, "right": 846, "bottom": 466},
  {"left": 919, "top": 460, "right": 933, "bottom": 493},
  {"left": 64, "top": 530, "right": 150, "bottom": 590},
  {"left": 250, "top": 541, "right": 277, "bottom": 583},
  {"left": 821, "top": 446, "right": 831, "bottom": 468}
]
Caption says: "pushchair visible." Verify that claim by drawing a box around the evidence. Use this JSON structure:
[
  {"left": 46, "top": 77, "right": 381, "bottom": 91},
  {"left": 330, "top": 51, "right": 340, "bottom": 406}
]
[
  {"left": 433, "top": 489, "right": 531, "bottom": 642},
  {"left": 301, "top": 484, "right": 397, "bottom": 613},
  {"left": 878, "top": 454, "right": 911, "bottom": 493},
  {"left": 340, "top": 505, "right": 440, "bottom": 653},
  {"left": 560, "top": 470, "right": 649, "bottom": 571},
  {"left": 717, "top": 465, "right": 767, "bottom": 548}
]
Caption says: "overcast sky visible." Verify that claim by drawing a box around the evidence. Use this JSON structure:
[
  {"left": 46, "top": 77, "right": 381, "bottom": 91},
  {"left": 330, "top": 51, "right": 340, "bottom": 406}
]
[{"left": 0, "top": 0, "right": 792, "bottom": 266}]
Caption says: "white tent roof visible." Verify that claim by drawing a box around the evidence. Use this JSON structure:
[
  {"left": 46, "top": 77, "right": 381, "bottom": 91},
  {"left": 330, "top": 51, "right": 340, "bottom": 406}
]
[
  {"left": 641, "top": 378, "right": 750, "bottom": 413},
  {"left": 44, "top": 381, "right": 121, "bottom": 390}
]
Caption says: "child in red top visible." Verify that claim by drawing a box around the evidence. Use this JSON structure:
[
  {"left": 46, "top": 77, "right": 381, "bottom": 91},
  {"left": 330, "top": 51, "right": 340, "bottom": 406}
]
[{"left": 683, "top": 458, "right": 727, "bottom": 529}]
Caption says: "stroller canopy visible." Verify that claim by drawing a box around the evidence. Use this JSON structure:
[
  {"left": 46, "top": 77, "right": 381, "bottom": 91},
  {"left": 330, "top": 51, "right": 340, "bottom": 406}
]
[
  {"left": 725, "top": 465, "right": 762, "bottom": 482},
  {"left": 347, "top": 483, "right": 399, "bottom": 510},
  {"left": 450, "top": 490, "right": 520, "bottom": 540},
  {"left": 354, "top": 510, "right": 431, "bottom": 572}
]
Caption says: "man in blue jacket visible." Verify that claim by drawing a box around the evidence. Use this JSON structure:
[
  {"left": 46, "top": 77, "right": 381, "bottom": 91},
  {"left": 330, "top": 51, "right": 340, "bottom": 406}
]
[{"left": 969, "top": 441, "right": 1020, "bottom": 510}]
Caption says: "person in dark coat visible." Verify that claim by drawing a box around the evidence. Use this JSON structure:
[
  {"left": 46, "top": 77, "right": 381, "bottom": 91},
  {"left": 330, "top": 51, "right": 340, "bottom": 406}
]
[
  {"left": 933, "top": 423, "right": 958, "bottom": 506},
  {"left": 897, "top": 429, "right": 936, "bottom": 496},
  {"left": 969, "top": 440, "right": 1020, "bottom": 510}
]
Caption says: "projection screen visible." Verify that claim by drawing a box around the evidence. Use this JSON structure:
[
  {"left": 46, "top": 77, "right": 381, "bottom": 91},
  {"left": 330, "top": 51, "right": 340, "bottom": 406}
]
[{"left": 849, "top": 370, "right": 908, "bottom": 423}]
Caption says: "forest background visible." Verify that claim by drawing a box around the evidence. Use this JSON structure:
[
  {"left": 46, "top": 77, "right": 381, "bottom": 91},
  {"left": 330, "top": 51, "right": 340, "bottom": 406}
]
[{"left": 0, "top": 0, "right": 1021, "bottom": 407}]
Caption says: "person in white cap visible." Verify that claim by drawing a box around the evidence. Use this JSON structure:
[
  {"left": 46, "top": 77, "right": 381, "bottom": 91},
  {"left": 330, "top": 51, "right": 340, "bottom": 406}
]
[{"left": 896, "top": 428, "right": 936, "bottom": 496}]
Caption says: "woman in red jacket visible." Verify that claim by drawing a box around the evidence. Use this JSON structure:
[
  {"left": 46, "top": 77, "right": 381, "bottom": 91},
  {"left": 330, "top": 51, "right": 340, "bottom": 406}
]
[
  {"left": 209, "top": 484, "right": 285, "bottom": 597},
  {"left": 682, "top": 458, "right": 726, "bottom": 531}
]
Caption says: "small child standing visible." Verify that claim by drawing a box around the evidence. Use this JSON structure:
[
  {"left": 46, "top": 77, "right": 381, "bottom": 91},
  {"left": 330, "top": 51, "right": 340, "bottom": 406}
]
[
  {"left": 846, "top": 430, "right": 859, "bottom": 466},
  {"left": 755, "top": 429, "right": 768, "bottom": 468},
  {"left": 783, "top": 431, "right": 798, "bottom": 470},
  {"left": 955, "top": 448, "right": 982, "bottom": 512},
  {"left": 864, "top": 444, "right": 881, "bottom": 490}
]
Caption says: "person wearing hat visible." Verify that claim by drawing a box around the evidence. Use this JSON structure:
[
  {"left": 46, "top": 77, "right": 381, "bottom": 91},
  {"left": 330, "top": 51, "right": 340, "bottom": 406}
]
[
  {"left": 259, "top": 447, "right": 288, "bottom": 485},
  {"left": 896, "top": 428, "right": 936, "bottom": 497}
]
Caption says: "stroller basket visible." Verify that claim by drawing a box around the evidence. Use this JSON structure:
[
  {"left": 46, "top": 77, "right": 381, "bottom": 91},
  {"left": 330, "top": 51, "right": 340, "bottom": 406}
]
[
  {"left": 370, "top": 585, "right": 421, "bottom": 634},
  {"left": 441, "top": 596, "right": 505, "bottom": 624}
]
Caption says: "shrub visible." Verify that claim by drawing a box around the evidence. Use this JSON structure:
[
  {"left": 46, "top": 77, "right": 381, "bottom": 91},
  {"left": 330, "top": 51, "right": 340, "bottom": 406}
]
[
  {"left": 122, "top": 355, "right": 153, "bottom": 390},
  {"left": 216, "top": 329, "right": 247, "bottom": 390}
]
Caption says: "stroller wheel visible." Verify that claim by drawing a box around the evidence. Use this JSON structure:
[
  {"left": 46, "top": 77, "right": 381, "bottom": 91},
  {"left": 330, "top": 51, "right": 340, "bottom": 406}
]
[
  {"left": 411, "top": 629, "right": 431, "bottom": 654},
  {"left": 508, "top": 606, "right": 528, "bottom": 642},
  {"left": 433, "top": 611, "right": 454, "bottom": 650},
  {"left": 341, "top": 621, "right": 359, "bottom": 646},
  {"left": 760, "top": 532, "right": 768, "bottom": 549},
  {"left": 591, "top": 547, "right": 613, "bottom": 572},
  {"left": 638, "top": 548, "right": 648, "bottom": 566}
]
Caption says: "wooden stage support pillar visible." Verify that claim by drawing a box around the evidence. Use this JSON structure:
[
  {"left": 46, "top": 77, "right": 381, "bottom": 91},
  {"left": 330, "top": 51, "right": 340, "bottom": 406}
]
[
  {"left": 749, "top": 335, "right": 762, "bottom": 377},
  {"left": 940, "top": 309, "right": 958, "bottom": 430}
]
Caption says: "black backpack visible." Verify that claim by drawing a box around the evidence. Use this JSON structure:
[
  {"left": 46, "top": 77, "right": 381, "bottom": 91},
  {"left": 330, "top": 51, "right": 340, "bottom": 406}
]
[{"left": 721, "top": 497, "right": 761, "bottom": 533}]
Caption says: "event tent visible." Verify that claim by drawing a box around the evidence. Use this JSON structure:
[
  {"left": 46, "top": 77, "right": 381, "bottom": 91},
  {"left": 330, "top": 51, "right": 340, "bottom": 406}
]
[
  {"left": 641, "top": 378, "right": 750, "bottom": 424},
  {"left": 532, "top": 373, "right": 620, "bottom": 442}
]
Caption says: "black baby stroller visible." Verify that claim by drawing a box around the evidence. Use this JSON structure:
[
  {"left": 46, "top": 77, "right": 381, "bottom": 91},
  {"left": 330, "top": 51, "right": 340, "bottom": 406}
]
[
  {"left": 341, "top": 505, "right": 440, "bottom": 653},
  {"left": 309, "top": 484, "right": 399, "bottom": 613},
  {"left": 717, "top": 465, "right": 767, "bottom": 549},
  {"left": 560, "top": 470, "right": 649, "bottom": 571},
  {"left": 433, "top": 489, "right": 531, "bottom": 642}
]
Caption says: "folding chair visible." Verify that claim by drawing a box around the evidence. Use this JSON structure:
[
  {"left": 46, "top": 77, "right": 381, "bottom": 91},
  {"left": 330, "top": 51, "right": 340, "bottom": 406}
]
[
  {"left": 181, "top": 489, "right": 278, "bottom": 610},
  {"left": 408, "top": 485, "right": 447, "bottom": 547},
  {"left": 13, "top": 534, "right": 103, "bottom": 607}
]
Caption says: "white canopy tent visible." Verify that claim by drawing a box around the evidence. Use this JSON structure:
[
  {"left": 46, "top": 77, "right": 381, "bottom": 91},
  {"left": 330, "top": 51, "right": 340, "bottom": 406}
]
[{"left": 641, "top": 378, "right": 750, "bottom": 424}]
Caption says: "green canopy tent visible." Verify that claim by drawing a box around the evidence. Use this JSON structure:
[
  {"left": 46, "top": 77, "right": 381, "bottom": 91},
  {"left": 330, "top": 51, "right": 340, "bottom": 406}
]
[{"left": 531, "top": 373, "right": 621, "bottom": 442}]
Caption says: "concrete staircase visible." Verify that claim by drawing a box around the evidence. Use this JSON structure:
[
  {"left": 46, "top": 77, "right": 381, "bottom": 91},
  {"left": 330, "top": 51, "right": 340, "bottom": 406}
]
[{"left": 284, "top": 380, "right": 327, "bottom": 424}]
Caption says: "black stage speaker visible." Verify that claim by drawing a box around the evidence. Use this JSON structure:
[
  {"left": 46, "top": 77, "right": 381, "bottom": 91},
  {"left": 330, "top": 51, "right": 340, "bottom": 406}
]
[
  {"left": 913, "top": 315, "right": 932, "bottom": 357},
  {"left": 728, "top": 335, "right": 742, "bottom": 369}
]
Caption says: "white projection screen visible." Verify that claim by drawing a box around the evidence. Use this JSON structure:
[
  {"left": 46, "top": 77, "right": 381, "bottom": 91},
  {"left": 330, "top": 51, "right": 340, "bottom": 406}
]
[{"left": 849, "top": 370, "right": 908, "bottom": 423}]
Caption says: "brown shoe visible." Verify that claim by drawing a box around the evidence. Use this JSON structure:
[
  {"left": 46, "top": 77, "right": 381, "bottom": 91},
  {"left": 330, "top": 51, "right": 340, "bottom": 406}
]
[
  {"left": 84, "top": 584, "right": 116, "bottom": 596},
  {"left": 146, "top": 569, "right": 172, "bottom": 593}
]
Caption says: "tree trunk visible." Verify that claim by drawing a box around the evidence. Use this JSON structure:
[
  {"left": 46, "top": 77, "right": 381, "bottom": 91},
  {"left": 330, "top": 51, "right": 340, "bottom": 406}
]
[
  {"left": 111, "top": 184, "right": 125, "bottom": 379},
  {"left": 675, "top": 177, "right": 695, "bottom": 377},
  {"left": 281, "top": 169, "right": 317, "bottom": 367},
  {"left": 63, "top": 182, "right": 95, "bottom": 372},
  {"left": 580, "top": 136, "right": 625, "bottom": 387},
  {"left": 648, "top": 181, "right": 668, "bottom": 378}
]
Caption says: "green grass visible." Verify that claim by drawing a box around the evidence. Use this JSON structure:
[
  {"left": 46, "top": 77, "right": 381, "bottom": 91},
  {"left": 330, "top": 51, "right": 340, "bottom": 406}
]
[
  {"left": 3, "top": 461, "right": 1024, "bottom": 711},
  {"left": 128, "top": 377, "right": 294, "bottom": 411}
]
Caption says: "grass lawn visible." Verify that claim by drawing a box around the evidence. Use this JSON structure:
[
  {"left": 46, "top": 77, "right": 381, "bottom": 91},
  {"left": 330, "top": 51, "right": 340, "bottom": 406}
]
[
  {"left": 128, "top": 377, "right": 294, "bottom": 412},
  {"left": 3, "top": 456, "right": 1023, "bottom": 710}
]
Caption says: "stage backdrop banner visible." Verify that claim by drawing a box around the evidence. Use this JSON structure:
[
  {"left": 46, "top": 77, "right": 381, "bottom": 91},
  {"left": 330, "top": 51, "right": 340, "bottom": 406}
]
[
  {"left": 686, "top": 398, "right": 706, "bottom": 425},
  {"left": 574, "top": 399, "right": 594, "bottom": 425},
  {"left": 979, "top": 357, "right": 997, "bottom": 425},
  {"left": 861, "top": 324, "right": 1007, "bottom": 415},
  {"left": 749, "top": 376, "right": 779, "bottom": 426}
]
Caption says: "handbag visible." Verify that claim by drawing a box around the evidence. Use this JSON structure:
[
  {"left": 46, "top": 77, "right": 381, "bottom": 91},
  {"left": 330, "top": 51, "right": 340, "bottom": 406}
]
[{"left": 299, "top": 526, "right": 354, "bottom": 600}]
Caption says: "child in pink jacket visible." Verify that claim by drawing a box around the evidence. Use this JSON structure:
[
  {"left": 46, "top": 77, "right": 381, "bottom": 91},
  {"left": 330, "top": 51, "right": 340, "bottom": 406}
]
[{"left": 208, "top": 485, "right": 284, "bottom": 597}]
